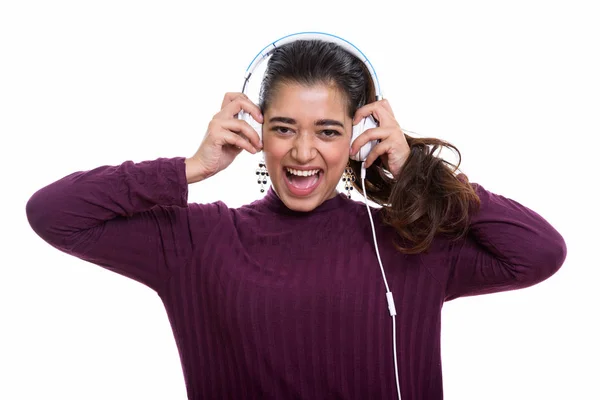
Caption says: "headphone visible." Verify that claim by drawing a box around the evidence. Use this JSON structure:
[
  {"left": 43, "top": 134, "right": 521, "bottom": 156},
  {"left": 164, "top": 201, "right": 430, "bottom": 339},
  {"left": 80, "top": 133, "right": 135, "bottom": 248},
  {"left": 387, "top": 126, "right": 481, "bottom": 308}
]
[
  {"left": 238, "top": 32, "right": 402, "bottom": 400},
  {"left": 237, "top": 31, "right": 381, "bottom": 162}
]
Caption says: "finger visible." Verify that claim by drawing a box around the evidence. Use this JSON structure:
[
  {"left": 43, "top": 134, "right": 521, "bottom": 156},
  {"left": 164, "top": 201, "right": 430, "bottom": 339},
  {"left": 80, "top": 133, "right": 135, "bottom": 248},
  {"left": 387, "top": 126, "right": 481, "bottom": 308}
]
[
  {"left": 219, "top": 118, "right": 262, "bottom": 150},
  {"left": 220, "top": 130, "right": 259, "bottom": 155},
  {"left": 217, "top": 96, "right": 263, "bottom": 123},
  {"left": 353, "top": 101, "right": 396, "bottom": 127},
  {"left": 363, "top": 140, "right": 391, "bottom": 169},
  {"left": 220, "top": 92, "right": 247, "bottom": 110},
  {"left": 378, "top": 98, "right": 395, "bottom": 117},
  {"left": 349, "top": 127, "right": 391, "bottom": 156}
]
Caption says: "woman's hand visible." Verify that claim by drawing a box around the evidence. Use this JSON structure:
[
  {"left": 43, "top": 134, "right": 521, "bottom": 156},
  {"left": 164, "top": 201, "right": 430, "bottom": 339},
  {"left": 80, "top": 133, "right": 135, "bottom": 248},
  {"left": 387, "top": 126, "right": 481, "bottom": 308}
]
[
  {"left": 186, "top": 93, "right": 263, "bottom": 184},
  {"left": 349, "top": 99, "right": 410, "bottom": 178}
]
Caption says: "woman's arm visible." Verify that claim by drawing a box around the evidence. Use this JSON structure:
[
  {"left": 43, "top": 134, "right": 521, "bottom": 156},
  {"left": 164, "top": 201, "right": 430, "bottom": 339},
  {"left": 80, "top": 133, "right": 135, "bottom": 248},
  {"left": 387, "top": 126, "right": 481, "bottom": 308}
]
[
  {"left": 444, "top": 182, "right": 567, "bottom": 301},
  {"left": 26, "top": 157, "right": 222, "bottom": 292}
]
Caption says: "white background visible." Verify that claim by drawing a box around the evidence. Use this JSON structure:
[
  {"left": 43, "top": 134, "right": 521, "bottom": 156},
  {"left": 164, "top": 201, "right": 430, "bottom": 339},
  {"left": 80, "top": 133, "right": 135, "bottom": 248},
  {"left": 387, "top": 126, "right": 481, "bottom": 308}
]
[{"left": 1, "top": 1, "right": 598, "bottom": 399}]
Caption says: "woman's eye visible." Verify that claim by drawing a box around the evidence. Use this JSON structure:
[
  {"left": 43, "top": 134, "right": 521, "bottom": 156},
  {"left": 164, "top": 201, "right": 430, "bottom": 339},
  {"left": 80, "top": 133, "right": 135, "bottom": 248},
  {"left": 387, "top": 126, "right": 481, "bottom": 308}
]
[
  {"left": 321, "top": 130, "right": 342, "bottom": 138},
  {"left": 274, "top": 126, "right": 293, "bottom": 135}
]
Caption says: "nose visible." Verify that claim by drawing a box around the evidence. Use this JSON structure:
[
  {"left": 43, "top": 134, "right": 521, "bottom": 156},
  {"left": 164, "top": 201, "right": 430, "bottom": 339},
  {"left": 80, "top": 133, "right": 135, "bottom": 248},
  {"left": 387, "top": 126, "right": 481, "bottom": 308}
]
[{"left": 291, "top": 132, "right": 317, "bottom": 163}]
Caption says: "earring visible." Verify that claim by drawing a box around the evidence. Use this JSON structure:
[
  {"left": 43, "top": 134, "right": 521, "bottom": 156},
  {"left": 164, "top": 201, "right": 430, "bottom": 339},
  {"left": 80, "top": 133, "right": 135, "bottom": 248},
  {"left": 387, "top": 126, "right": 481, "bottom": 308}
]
[
  {"left": 342, "top": 164, "right": 356, "bottom": 198},
  {"left": 255, "top": 160, "right": 269, "bottom": 193}
]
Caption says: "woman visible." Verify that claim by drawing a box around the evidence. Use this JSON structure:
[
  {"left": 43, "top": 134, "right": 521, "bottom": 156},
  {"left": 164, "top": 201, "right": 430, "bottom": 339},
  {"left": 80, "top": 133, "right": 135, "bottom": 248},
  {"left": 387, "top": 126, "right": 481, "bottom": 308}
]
[{"left": 26, "top": 39, "right": 567, "bottom": 399}]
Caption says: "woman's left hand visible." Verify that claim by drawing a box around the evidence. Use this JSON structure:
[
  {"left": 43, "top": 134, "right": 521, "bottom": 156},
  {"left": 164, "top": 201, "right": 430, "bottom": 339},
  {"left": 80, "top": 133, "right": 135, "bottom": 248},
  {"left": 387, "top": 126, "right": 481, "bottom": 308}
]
[{"left": 349, "top": 99, "right": 410, "bottom": 178}]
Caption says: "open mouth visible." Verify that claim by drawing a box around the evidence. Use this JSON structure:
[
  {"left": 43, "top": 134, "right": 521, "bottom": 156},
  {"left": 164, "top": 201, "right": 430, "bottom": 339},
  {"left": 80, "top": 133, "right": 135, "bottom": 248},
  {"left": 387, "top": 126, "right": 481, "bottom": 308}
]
[{"left": 284, "top": 167, "right": 323, "bottom": 194}]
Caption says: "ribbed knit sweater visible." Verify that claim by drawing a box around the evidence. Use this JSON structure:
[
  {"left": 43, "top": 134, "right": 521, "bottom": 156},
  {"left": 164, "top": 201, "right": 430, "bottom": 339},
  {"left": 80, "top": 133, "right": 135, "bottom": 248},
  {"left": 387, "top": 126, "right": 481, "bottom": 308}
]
[{"left": 26, "top": 157, "right": 567, "bottom": 399}]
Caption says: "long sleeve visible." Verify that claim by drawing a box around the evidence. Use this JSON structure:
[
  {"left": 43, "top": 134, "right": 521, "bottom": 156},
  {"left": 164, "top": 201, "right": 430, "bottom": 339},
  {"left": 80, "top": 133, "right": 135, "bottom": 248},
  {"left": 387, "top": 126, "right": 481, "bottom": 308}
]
[
  {"left": 445, "top": 182, "right": 567, "bottom": 301},
  {"left": 26, "top": 157, "right": 198, "bottom": 292}
]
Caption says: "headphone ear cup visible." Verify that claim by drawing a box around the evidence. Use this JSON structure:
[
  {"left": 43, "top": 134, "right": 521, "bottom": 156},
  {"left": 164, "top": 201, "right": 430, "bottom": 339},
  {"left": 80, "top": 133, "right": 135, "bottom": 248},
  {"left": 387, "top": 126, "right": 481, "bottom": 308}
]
[
  {"left": 239, "top": 111, "right": 263, "bottom": 142},
  {"left": 350, "top": 121, "right": 363, "bottom": 161},
  {"left": 350, "top": 116, "right": 379, "bottom": 162},
  {"left": 255, "top": 123, "right": 263, "bottom": 140}
]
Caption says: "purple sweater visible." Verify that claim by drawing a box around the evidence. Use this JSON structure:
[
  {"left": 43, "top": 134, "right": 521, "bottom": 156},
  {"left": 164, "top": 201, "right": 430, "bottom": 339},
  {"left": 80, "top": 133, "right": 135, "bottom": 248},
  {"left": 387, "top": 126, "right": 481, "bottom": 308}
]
[{"left": 26, "top": 157, "right": 566, "bottom": 399}]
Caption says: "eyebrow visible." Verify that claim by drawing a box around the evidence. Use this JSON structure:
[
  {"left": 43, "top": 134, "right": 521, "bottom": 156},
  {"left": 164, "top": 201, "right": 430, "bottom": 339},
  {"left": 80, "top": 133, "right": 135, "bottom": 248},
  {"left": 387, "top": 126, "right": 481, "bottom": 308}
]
[{"left": 268, "top": 116, "right": 344, "bottom": 128}]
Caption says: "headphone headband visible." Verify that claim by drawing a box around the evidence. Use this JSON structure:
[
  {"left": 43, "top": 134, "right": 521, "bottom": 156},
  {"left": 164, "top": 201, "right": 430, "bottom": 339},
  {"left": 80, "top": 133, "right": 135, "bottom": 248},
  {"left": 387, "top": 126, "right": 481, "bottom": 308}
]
[{"left": 242, "top": 31, "right": 382, "bottom": 100}]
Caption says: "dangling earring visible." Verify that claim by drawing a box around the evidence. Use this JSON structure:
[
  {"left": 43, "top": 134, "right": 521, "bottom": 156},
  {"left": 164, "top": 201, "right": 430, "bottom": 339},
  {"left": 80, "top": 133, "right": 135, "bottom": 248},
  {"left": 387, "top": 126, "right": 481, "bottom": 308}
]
[
  {"left": 342, "top": 163, "right": 356, "bottom": 198},
  {"left": 255, "top": 160, "right": 269, "bottom": 193}
]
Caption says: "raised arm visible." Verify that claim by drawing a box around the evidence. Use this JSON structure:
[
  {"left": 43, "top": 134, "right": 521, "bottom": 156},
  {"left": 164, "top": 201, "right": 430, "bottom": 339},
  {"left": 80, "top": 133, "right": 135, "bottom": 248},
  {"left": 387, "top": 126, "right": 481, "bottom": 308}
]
[
  {"left": 26, "top": 92, "right": 265, "bottom": 292},
  {"left": 444, "top": 182, "right": 567, "bottom": 301},
  {"left": 26, "top": 157, "right": 205, "bottom": 292}
]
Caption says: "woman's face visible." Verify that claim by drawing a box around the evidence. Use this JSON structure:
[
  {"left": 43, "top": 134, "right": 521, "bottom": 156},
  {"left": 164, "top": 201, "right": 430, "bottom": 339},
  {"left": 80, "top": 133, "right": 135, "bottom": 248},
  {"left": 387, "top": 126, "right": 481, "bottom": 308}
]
[{"left": 262, "top": 82, "right": 353, "bottom": 212}]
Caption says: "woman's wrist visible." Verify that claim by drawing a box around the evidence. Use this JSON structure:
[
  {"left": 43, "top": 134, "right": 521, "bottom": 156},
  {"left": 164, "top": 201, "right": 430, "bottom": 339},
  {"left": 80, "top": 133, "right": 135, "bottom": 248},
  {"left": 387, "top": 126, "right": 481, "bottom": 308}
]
[{"left": 184, "top": 157, "right": 208, "bottom": 184}]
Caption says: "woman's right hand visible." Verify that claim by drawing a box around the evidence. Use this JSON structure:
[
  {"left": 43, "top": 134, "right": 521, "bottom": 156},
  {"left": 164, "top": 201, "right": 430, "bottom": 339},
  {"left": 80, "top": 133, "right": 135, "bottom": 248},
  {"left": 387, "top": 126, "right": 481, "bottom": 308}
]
[{"left": 185, "top": 93, "right": 263, "bottom": 184}]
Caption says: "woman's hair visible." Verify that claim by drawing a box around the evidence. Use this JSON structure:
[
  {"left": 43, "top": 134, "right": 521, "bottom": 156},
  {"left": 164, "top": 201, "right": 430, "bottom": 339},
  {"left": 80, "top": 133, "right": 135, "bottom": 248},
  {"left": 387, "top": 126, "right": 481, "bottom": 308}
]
[{"left": 259, "top": 40, "right": 481, "bottom": 254}]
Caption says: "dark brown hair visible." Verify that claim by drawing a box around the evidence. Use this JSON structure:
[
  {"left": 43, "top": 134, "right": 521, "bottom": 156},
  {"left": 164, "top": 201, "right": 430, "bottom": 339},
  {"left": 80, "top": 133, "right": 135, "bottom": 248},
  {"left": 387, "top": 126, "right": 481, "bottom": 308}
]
[{"left": 259, "top": 39, "right": 480, "bottom": 254}]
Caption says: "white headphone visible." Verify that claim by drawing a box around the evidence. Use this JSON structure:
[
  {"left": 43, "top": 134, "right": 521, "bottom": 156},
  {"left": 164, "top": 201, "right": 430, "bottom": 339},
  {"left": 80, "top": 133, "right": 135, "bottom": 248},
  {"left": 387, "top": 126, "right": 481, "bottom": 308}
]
[
  {"left": 237, "top": 31, "right": 381, "bottom": 162},
  {"left": 238, "top": 32, "right": 402, "bottom": 400}
]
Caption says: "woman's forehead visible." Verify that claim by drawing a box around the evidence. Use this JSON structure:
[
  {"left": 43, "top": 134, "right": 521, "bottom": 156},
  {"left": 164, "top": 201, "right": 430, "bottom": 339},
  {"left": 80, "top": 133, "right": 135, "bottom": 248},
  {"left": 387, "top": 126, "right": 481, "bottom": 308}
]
[{"left": 267, "top": 83, "right": 349, "bottom": 118}]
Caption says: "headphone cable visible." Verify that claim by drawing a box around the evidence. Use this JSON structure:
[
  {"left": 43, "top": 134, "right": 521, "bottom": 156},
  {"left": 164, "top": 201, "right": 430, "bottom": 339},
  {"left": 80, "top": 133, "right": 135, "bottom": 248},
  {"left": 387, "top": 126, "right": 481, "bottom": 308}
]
[{"left": 360, "top": 162, "right": 401, "bottom": 400}]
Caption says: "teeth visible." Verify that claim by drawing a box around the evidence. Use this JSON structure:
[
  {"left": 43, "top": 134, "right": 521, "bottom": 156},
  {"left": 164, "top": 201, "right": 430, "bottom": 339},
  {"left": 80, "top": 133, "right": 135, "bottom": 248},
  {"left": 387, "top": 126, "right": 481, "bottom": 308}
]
[{"left": 286, "top": 168, "right": 320, "bottom": 177}]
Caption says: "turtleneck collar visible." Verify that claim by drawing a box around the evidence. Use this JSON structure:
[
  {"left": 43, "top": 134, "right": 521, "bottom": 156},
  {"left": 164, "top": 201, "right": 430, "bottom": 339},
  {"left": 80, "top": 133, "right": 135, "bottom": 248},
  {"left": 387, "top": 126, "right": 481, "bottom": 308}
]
[{"left": 258, "top": 186, "right": 349, "bottom": 215}]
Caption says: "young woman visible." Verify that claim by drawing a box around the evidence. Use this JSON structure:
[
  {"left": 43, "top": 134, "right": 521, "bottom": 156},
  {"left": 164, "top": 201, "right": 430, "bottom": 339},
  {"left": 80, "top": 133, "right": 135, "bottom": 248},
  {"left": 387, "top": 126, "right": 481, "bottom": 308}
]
[{"left": 26, "top": 38, "right": 567, "bottom": 399}]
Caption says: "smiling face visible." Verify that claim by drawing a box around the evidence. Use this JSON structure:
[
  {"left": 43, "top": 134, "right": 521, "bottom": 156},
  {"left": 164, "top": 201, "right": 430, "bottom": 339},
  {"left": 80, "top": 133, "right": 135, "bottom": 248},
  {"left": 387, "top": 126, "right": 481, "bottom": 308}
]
[{"left": 261, "top": 82, "right": 352, "bottom": 212}]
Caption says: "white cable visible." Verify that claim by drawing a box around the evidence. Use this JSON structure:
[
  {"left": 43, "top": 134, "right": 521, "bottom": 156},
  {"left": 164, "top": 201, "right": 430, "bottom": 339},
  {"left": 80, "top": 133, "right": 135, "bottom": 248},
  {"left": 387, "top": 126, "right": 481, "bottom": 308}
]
[
  {"left": 392, "top": 316, "right": 400, "bottom": 400},
  {"left": 360, "top": 162, "right": 401, "bottom": 400}
]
